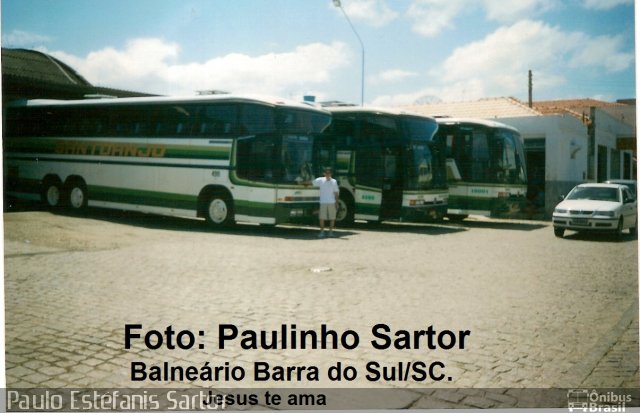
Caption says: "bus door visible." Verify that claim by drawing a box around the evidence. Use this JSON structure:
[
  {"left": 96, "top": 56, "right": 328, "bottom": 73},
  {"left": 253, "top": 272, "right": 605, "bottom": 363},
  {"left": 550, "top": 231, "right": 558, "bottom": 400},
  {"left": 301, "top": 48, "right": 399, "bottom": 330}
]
[
  {"left": 234, "top": 134, "right": 277, "bottom": 221},
  {"left": 354, "top": 144, "right": 383, "bottom": 221},
  {"left": 379, "top": 146, "right": 403, "bottom": 220}
]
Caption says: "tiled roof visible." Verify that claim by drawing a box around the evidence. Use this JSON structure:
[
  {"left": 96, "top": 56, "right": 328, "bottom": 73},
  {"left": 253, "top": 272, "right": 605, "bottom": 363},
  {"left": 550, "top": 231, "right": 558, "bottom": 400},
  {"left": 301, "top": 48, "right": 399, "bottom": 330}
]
[
  {"left": 402, "top": 97, "right": 542, "bottom": 119},
  {"left": 2, "top": 48, "right": 92, "bottom": 86},
  {"left": 533, "top": 98, "right": 630, "bottom": 116}
]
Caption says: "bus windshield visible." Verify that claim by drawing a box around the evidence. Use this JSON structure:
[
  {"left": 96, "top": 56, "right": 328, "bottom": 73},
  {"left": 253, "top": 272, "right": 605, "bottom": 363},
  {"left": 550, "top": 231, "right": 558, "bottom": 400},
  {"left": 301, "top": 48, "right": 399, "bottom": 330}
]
[
  {"left": 445, "top": 125, "right": 526, "bottom": 185},
  {"left": 282, "top": 135, "right": 314, "bottom": 183},
  {"left": 401, "top": 117, "right": 443, "bottom": 190},
  {"left": 279, "top": 109, "right": 331, "bottom": 135},
  {"left": 236, "top": 108, "right": 330, "bottom": 184},
  {"left": 279, "top": 109, "right": 330, "bottom": 183},
  {"left": 493, "top": 129, "right": 526, "bottom": 184}
]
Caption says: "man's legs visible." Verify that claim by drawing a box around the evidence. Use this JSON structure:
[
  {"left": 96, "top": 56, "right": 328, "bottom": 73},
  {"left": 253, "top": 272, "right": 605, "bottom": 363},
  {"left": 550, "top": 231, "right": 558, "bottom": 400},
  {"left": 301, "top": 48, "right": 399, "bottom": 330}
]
[{"left": 318, "top": 204, "right": 326, "bottom": 237}]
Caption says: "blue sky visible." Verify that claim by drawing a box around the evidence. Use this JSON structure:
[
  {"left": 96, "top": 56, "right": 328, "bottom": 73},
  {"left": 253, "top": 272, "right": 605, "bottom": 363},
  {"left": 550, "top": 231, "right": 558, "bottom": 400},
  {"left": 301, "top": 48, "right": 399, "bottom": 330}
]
[{"left": 1, "top": 0, "right": 636, "bottom": 106}]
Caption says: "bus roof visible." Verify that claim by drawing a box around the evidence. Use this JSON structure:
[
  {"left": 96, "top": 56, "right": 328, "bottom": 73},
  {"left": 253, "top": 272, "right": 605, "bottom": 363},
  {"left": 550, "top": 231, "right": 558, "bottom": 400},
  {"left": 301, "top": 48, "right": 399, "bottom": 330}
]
[
  {"left": 435, "top": 117, "right": 519, "bottom": 133},
  {"left": 8, "top": 94, "right": 329, "bottom": 113},
  {"left": 325, "top": 105, "right": 436, "bottom": 120}
]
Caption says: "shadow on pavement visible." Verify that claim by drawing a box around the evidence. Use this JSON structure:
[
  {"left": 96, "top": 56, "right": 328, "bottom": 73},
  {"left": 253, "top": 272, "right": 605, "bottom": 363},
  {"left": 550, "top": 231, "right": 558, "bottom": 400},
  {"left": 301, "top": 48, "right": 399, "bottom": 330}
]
[
  {"left": 559, "top": 230, "right": 638, "bottom": 243},
  {"left": 4, "top": 200, "right": 467, "bottom": 239},
  {"left": 447, "top": 218, "right": 548, "bottom": 231}
]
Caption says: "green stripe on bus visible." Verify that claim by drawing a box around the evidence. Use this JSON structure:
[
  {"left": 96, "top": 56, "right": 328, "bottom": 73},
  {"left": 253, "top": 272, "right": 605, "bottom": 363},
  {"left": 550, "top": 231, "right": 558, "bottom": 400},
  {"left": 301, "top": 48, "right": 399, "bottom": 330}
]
[
  {"left": 448, "top": 195, "right": 526, "bottom": 212},
  {"left": 355, "top": 202, "right": 380, "bottom": 216},
  {"left": 89, "top": 185, "right": 198, "bottom": 210},
  {"left": 234, "top": 200, "right": 275, "bottom": 217},
  {"left": 449, "top": 181, "right": 527, "bottom": 189},
  {"left": 5, "top": 138, "right": 231, "bottom": 160}
]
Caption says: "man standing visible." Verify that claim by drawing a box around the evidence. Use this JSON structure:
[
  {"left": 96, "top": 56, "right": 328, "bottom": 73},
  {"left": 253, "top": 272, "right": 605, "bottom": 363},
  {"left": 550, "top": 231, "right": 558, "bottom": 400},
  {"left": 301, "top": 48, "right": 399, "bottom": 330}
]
[{"left": 312, "top": 167, "right": 340, "bottom": 237}]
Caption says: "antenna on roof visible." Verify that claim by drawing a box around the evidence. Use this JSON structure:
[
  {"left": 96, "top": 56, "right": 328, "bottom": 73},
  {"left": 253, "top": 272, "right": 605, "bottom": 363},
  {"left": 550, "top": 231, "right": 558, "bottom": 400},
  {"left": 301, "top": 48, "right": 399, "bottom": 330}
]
[
  {"left": 320, "top": 101, "right": 357, "bottom": 107},
  {"left": 196, "top": 90, "right": 230, "bottom": 95},
  {"left": 84, "top": 94, "right": 116, "bottom": 99}
]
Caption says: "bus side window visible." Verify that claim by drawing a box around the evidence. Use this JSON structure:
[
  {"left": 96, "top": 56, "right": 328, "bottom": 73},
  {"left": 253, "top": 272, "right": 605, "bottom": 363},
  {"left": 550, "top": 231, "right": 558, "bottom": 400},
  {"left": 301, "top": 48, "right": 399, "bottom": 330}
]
[
  {"left": 241, "top": 105, "right": 276, "bottom": 135},
  {"left": 151, "top": 105, "right": 194, "bottom": 137},
  {"left": 197, "top": 105, "right": 237, "bottom": 137},
  {"left": 174, "top": 106, "right": 195, "bottom": 136},
  {"left": 236, "top": 135, "right": 277, "bottom": 182}
]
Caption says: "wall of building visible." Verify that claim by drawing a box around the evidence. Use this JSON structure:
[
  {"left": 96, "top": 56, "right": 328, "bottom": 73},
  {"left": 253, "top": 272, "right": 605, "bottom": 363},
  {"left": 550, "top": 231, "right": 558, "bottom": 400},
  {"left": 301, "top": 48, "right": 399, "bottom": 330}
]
[
  {"left": 499, "top": 115, "right": 588, "bottom": 217},
  {"left": 593, "top": 108, "right": 635, "bottom": 180}
]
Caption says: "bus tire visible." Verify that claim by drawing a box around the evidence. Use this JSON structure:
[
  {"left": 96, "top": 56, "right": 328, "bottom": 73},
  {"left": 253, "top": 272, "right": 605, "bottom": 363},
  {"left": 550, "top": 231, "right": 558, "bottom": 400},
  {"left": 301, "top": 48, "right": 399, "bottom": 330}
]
[
  {"left": 447, "top": 214, "right": 468, "bottom": 222},
  {"left": 65, "top": 178, "right": 88, "bottom": 211},
  {"left": 335, "top": 191, "right": 354, "bottom": 226},
  {"left": 41, "top": 176, "right": 63, "bottom": 209},
  {"left": 204, "top": 192, "right": 234, "bottom": 227}
]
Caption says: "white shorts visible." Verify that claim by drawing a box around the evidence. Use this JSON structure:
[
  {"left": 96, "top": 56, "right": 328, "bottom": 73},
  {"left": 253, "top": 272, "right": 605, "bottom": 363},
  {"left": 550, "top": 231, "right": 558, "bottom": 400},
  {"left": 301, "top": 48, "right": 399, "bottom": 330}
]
[{"left": 319, "top": 203, "right": 337, "bottom": 220}]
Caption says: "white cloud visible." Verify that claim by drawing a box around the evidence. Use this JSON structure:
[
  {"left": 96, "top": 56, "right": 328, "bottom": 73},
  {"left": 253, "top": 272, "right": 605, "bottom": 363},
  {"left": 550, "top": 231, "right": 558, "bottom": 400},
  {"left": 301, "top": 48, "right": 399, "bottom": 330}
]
[
  {"left": 406, "top": 0, "right": 466, "bottom": 38},
  {"left": 582, "top": 0, "right": 633, "bottom": 10},
  {"left": 2, "top": 30, "right": 51, "bottom": 47},
  {"left": 369, "top": 69, "right": 418, "bottom": 84},
  {"left": 49, "top": 38, "right": 351, "bottom": 97},
  {"left": 337, "top": 0, "right": 399, "bottom": 27},
  {"left": 569, "top": 34, "right": 634, "bottom": 72},
  {"left": 371, "top": 19, "right": 634, "bottom": 105},
  {"left": 482, "top": 0, "right": 556, "bottom": 22},
  {"left": 406, "top": 0, "right": 556, "bottom": 37}
]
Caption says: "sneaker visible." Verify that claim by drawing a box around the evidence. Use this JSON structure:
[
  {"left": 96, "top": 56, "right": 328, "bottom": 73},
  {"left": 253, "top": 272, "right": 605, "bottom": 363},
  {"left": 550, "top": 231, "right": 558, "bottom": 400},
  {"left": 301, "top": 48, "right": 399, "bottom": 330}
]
[{"left": 318, "top": 231, "right": 325, "bottom": 238}]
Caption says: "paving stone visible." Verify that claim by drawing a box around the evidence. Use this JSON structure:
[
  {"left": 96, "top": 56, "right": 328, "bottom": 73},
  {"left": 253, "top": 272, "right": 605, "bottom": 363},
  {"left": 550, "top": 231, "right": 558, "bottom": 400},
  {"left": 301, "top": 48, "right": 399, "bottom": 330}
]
[{"left": 4, "top": 212, "right": 638, "bottom": 409}]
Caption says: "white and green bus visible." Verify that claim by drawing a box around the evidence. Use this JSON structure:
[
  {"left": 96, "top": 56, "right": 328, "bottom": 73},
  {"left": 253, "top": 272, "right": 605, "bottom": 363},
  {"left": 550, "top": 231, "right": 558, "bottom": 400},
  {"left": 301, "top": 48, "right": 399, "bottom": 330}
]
[
  {"left": 434, "top": 118, "right": 527, "bottom": 220},
  {"left": 315, "top": 106, "right": 448, "bottom": 224},
  {"left": 4, "top": 95, "right": 332, "bottom": 226}
]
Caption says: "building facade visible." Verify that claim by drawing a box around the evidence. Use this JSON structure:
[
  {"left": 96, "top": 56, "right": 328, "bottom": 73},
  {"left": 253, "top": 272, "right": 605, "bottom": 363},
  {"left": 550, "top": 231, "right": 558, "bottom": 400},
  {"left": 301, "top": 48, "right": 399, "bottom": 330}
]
[{"left": 404, "top": 97, "right": 636, "bottom": 218}]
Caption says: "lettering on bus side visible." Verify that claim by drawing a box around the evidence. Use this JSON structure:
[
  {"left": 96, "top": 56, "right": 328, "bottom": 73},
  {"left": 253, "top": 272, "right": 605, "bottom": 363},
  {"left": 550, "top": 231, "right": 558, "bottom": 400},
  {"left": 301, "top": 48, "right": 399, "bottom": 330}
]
[
  {"left": 469, "top": 188, "right": 489, "bottom": 194},
  {"left": 54, "top": 140, "right": 166, "bottom": 158}
]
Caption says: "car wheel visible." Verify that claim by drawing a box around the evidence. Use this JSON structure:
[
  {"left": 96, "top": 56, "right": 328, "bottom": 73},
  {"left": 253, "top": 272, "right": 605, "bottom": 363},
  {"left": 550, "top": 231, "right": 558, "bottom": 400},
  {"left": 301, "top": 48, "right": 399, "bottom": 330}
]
[
  {"left": 554, "top": 227, "right": 564, "bottom": 238},
  {"left": 630, "top": 217, "right": 637, "bottom": 237},
  {"left": 615, "top": 217, "right": 624, "bottom": 239}
]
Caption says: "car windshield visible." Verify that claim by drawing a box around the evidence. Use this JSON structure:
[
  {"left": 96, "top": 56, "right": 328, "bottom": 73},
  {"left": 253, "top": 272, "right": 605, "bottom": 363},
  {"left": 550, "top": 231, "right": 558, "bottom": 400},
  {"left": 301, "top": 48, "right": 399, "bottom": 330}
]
[{"left": 566, "top": 187, "right": 620, "bottom": 202}]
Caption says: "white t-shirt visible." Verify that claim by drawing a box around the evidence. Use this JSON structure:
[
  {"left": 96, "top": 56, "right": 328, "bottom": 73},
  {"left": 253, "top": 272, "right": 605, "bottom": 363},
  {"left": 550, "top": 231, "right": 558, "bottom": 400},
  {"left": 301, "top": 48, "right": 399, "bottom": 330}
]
[{"left": 313, "top": 177, "right": 339, "bottom": 204}]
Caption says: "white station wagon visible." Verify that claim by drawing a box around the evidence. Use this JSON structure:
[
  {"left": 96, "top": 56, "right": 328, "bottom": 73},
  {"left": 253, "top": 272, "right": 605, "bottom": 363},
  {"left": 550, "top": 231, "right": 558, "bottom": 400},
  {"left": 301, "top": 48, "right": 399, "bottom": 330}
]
[{"left": 552, "top": 183, "right": 637, "bottom": 238}]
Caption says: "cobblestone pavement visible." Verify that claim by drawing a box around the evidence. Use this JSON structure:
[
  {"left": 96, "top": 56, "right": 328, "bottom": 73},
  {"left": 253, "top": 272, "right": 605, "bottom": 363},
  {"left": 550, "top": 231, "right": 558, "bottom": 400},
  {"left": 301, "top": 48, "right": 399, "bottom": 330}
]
[{"left": 4, "top": 208, "right": 639, "bottom": 408}]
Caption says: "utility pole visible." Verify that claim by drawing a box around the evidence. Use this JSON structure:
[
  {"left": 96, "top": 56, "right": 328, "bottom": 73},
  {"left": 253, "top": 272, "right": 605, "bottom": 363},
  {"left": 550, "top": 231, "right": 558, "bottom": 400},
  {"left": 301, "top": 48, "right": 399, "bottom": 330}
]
[{"left": 528, "top": 70, "right": 533, "bottom": 108}]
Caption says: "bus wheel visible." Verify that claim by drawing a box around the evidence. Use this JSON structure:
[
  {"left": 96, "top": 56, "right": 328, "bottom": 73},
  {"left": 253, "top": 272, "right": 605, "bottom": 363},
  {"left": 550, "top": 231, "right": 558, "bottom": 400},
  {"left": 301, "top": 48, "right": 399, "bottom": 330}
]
[
  {"left": 42, "top": 177, "right": 63, "bottom": 209},
  {"left": 205, "top": 194, "right": 234, "bottom": 227},
  {"left": 66, "top": 179, "right": 88, "bottom": 211},
  {"left": 447, "top": 214, "right": 468, "bottom": 222},
  {"left": 335, "top": 193, "right": 354, "bottom": 226}
]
